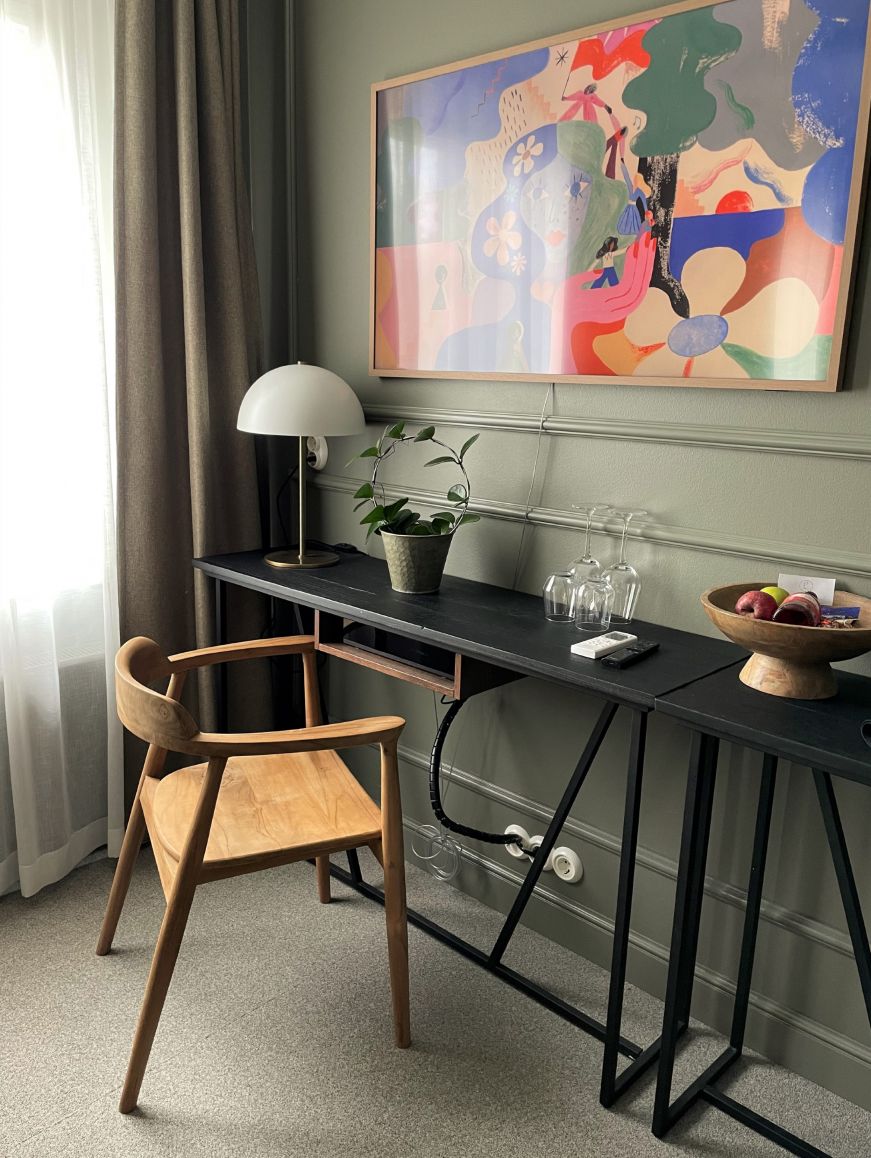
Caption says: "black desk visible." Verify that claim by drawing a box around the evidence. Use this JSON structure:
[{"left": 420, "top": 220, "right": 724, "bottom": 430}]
[
  {"left": 195, "top": 550, "right": 743, "bottom": 1108},
  {"left": 196, "top": 550, "right": 741, "bottom": 707},
  {"left": 653, "top": 669, "right": 871, "bottom": 1158}
]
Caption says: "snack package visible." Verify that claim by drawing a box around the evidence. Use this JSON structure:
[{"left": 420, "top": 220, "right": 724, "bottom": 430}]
[{"left": 820, "top": 606, "right": 861, "bottom": 629}]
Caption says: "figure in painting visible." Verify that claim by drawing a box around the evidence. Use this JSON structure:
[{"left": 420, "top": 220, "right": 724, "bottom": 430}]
[
  {"left": 560, "top": 81, "right": 611, "bottom": 124},
  {"left": 589, "top": 236, "right": 626, "bottom": 288}
]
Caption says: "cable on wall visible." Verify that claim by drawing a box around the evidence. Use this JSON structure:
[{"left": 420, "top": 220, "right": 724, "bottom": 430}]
[{"left": 511, "top": 382, "right": 555, "bottom": 591}]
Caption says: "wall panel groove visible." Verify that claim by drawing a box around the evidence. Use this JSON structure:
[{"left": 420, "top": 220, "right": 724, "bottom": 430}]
[
  {"left": 314, "top": 473, "right": 871, "bottom": 579},
  {"left": 363, "top": 404, "right": 871, "bottom": 462}
]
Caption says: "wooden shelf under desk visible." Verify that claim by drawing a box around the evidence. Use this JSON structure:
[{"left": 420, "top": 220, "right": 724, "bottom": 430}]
[{"left": 314, "top": 611, "right": 520, "bottom": 700}]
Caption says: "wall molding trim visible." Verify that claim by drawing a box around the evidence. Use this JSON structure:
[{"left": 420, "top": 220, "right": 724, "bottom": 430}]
[
  {"left": 399, "top": 813, "right": 871, "bottom": 1072},
  {"left": 395, "top": 742, "right": 856, "bottom": 963},
  {"left": 363, "top": 403, "right": 871, "bottom": 463},
  {"left": 314, "top": 472, "right": 871, "bottom": 580}
]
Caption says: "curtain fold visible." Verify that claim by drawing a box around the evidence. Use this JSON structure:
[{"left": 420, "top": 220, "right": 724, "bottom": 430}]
[
  {"left": 0, "top": 0, "right": 122, "bottom": 896},
  {"left": 115, "top": 0, "right": 268, "bottom": 756}
]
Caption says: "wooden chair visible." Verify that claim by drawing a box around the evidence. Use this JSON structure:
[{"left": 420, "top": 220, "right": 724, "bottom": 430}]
[{"left": 97, "top": 634, "right": 409, "bottom": 1113}]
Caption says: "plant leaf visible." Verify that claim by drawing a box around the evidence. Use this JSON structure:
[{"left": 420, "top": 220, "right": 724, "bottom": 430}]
[
  {"left": 460, "top": 433, "right": 479, "bottom": 459},
  {"left": 447, "top": 483, "right": 468, "bottom": 504},
  {"left": 430, "top": 511, "right": 456, "bottom": 523},
  {"left": 456, "top": 512, "right": 480, "bottom": 527},
  {"left": 431, "top": 518, "right": 452, "bottom": 535},
  {"left": 358, "top": 445, "right": 379, "bottom": 458},
  {"left": 414, "top": 425, "right": 436, "bottom": 442},
  {"left": 409, "top": 523, "right": 434, "bottom": 535},
  {"left": 383, "top": 497, "right": 409, "bottom": 520},
  {"left": 390, "top": 509, "right": 419, "bottom": 532},
  {"left": 360, "top": 505, "right": 385, "bottom": 525},
  {"left": 385, "top": 422, "right": 405, "bottom": 439},
  {"left": 425, "top": 455, "right": 455, "bottom": 467},
  {"left": 353, "top": 482, "right": 374, "bottom": 499}
]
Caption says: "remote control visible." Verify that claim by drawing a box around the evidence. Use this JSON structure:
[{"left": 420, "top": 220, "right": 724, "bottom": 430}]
[
  {"left": 599, "top": 640, "right": 660, "bottom": 668},
  {"left": 570, "top": 631, "right": 637, "bottom": 660}
]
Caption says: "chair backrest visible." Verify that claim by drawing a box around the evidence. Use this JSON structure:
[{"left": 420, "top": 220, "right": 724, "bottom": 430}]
[{"left": 116, "top": 637, "right": 199, "bottom": 750}]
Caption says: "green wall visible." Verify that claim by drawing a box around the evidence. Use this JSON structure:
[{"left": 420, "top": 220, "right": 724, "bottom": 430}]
[{"left": 282, "top": 0, "right": 871, "bottom": 1108}]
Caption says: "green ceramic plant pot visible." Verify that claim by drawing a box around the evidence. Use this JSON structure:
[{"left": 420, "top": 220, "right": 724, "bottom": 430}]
[{"left": 380, "top": 531, "right": 453, "bottom": 594}]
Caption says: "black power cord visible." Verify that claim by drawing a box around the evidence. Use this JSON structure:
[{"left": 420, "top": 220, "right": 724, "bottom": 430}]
[{"left": 429, "top": 699, "right": 527, "bottom": 850}]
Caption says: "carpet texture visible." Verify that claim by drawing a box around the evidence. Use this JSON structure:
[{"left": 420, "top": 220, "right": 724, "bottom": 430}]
[{"left": 1, "top": 851, "right": 867, "bottom": 1156}]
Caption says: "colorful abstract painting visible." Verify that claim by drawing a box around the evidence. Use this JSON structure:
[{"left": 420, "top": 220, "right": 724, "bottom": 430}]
[{"left": 371, "top": 0, "right": 871, "bottom": 389}]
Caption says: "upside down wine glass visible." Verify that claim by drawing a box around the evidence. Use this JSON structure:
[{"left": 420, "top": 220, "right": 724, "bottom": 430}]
[
  {"left": 569, "top": 502, "right": 607, "bottom": 584},
  {"left": 602, "top": 508, "right": 647, "bottom": 625}
]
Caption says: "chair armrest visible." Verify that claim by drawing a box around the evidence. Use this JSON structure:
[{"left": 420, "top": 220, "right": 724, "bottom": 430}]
[
  {"left": 187, "top": 715, "right": 404, "bottom": 757},
  {"left": 169, "top": 635, "right": 315, "bottom": 672}
]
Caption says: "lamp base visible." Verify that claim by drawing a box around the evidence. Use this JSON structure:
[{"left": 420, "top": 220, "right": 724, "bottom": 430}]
[{"left": 265, "top": 548, "right": 340, "bottom": 569}]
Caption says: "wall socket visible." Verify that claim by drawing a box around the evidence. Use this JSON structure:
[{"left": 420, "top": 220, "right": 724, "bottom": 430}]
[{"left": 306, "top": 436, "right": 328, "bottom": 470}]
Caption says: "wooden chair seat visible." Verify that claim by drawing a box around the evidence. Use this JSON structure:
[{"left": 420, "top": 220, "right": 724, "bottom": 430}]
[{"left": 142, "top": 750, "right": 382, "bottom": 889}]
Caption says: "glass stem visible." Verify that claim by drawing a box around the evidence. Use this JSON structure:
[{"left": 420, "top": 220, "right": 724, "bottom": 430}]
[
  {"left": 619, "top": 517, "right": 629, "bottom": 566},
  {"left": 583, "top": 513, "right": 592, "bottom": 560}
]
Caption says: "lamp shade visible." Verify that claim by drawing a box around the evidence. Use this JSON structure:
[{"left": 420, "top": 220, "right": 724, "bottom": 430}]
[{"left": 237, "top": 363, "right": 366, "bottom": 436}]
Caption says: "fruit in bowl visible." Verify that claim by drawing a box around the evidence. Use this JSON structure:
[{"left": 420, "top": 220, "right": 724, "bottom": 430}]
[
  {"left": 760, "top": 585, "right": 789, "bottom": 606},
  {"left": 704, "top": 582, "right": 871, "bottom": 700},
  {"left": 734, "top": 590, "right": 778, "bottom": 620}
]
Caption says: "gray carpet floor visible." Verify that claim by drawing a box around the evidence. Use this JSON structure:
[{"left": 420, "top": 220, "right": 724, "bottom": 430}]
[{"left": 1, "top": 850, "right": 868, "bottom": 1157}]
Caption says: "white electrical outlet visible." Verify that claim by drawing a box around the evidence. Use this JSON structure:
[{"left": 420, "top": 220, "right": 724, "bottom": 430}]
[
  {"left": 528, "top": 835, "right": 555, "bottom": 871},
  {"left": 306, "top": 436, "right": 328, "bottom": 470},
  {"left": 552, "top": 846, "right": 583, "bottom": 883},
  {"left": 504, "top": 824, "right": 530, "bottom": 859}
]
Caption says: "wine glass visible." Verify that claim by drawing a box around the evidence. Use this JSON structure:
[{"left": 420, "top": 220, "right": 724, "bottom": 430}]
[
  {"left": 601, "top": 508, "right": 647, "bottom": 624},
  {"left": 569, "top": 502, "right": 607, "bottom": 584},
  {"left": 574, "top": 574, "right": 615, "bottom": 633},
  {"left": 542, "top": 571, "right": 576, "bottom": 622}
]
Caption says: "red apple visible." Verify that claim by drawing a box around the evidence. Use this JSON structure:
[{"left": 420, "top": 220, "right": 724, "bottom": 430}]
[{"left": 734, "top": 590, "right": 778, "bottom": 620}]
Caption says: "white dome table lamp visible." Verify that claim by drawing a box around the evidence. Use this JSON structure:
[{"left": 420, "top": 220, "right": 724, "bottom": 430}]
[{"left": 237, "top": 363, "right": 366, "bottom": 568}]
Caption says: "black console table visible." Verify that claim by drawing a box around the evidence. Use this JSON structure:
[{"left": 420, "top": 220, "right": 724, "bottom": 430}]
[
  {"left": 652, "top": 668, "right": 871, "bottom": 1158},
  {"left": 194, "top": 550, "right": 742, "bottom": 1109}
]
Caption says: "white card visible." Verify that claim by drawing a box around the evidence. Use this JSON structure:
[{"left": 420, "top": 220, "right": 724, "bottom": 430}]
[{"left": 777, "top": 573, "right": 836, "bottom": 603}]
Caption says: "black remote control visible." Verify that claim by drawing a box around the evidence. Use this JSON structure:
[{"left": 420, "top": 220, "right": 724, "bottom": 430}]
[{"left": 599, "top": 639, "right": 660, "bottom": 668}]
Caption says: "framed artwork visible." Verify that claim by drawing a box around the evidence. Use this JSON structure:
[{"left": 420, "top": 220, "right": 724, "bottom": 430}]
[{"left": 370, "top": 0, "right": 871, "bottom": 390}]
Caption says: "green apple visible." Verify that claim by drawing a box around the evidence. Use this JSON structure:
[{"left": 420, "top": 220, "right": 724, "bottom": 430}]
[{"left": 761, "top": 585, "right": 789, "bottom": 606}]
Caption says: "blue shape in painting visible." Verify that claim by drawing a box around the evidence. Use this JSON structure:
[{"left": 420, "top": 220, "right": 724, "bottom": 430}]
[
  {"left": 669, "top": 209, "right": 784, "bottom": 281},
  {"left": 668, "top": 315, "right": 729, "bottom": 357},
  {"left": 795, "top": 0, "right": 870, "bottom": 243},
  {"left": 402, "top": 50, "right": 549, "bottom": 188}
]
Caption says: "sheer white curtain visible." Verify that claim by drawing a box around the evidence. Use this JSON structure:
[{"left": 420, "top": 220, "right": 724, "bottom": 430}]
[{"left": 0, "top": 0, "right": 122, "bottom": 896}]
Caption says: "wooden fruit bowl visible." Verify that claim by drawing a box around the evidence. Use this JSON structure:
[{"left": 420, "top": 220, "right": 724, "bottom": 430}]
[{"left": 701, "top": 583, "right": 871, "bottom": 700}]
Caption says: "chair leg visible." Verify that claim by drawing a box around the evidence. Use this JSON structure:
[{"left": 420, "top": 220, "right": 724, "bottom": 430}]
[
  {"left": 119, "top": 757, "right": 225, "bottom": 1113},
  {"left": 316, "top": 855, "right": 331, "bottom": 903},
  {"left": 380, "top": 742, "right": 410, "bottom": 1048},
  {"left": 97, "top": 797, "right": 146, "bottom": 956},
  {"left": 99, "top": 681, "right": 186, "bottom": 956},
  {"left": 119, "top": 872, "right": 199, "bottom": 1112}
]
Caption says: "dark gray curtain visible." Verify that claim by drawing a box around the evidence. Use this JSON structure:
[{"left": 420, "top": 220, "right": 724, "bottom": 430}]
[{"left": 115, "top": 0, "right": 270, "bottom": 769}]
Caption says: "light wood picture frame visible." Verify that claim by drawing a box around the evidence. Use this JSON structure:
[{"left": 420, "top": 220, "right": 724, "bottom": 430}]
[{"left": 370, "top": 0, "right": 871, "bottom": 391}]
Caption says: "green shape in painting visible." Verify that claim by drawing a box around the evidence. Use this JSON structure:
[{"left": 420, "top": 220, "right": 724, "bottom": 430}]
[
  {"left": 557, "top": 121, "right": 626, "bottom": 276},
  {"left": 625, "top": 11, "right": 742, "bottom": 156},
  {"left": 717, "top": 81, "right": 755, "bottom": 134},
  {"left": 721, "top": 335, "right": 832, "bottom": 382}
]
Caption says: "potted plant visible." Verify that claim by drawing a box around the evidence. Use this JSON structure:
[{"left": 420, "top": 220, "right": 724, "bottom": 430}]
[{"left": 350, "top": 423, "right": 480, "bottom": 594}]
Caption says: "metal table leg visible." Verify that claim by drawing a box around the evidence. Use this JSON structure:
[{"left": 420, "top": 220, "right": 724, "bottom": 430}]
[
  {"left": 650, "top": 748, "right": 832, "bottom": 1158},
  {"left": 214, "top": 577, "right": 227, "bottom": 732},
  {"left": 328, "top": 698, "right": 649, "bottom": 1063},
  {"left": 652, "top": 730, "right": 719, "bottom": 1136}
]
